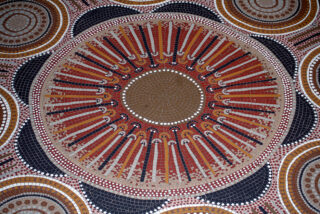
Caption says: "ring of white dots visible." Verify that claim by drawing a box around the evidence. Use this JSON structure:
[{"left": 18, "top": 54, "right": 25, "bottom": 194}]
[{"left": 121, "top": 69, "right": 205, "bottom": 126}]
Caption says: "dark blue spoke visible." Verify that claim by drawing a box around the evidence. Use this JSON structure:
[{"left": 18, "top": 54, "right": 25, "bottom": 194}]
[
  {"left": 47, "top": 101, "right": 115, "bottom": 115},
  {"left": 98, "top": 124, "right": 139, "bottom": 170},
  {"left": 140, "top": 130, "right": 155, "bottom": 182},
  {"left": 172, "top": 129, "right": 191, "bottom": 181},
  {"left": 68, "top": 115, "right": 125, "bottom": 147},
  {"left": 75, "top": 52, "right": 126, "bottom": 78}
]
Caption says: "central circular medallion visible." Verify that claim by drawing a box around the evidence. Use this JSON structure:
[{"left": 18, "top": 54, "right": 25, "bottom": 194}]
[{"left": 122, "top": 69, "right": 204, "bottom": 125}]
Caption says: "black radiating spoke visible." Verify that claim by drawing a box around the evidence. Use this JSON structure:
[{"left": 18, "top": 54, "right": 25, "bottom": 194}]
[
  {"left": 0, "top": 158, "right": 14, "bottom": 166},
  {"left": 208, "top": 102, "right": 275, "bottom": 114},
  {"left": 205, "top": 116, "right": 263, "bottom": 145},
  {"left": 188, "top": 36, "right": 218, "bottom": 69},
  {"left": 98, "top": 125, "right": 138, "bottom": 170},
  {"left": 68, "top": 116, "right": 124, "bottom": 147},
  {"left": 140, "top": 131, "right": 154, "bottom": 182},
  {"left": 294, "top": 32, "right": 320, "bottom": 46},
  {"left": 103, "top": 37, "right": 139, "bottom": 70},
  {"left": 53, "top": 79, "right": 117, "bottom": 89},
  {"left": 203, "top": 52, "right": 251, "bottom": 78},
  {"left": 171, "top": 27, "right": 181, "bottom": 65},
  {"left": 209, "top": 78, "right": 276, "bottom": 91},
  {"left": 173, "top": 129, "right": 191, "bottom": 181},
  {"left": 191, "top": 125, "right": 232, "bottom": 165},
  {"left": 75, "top": 52, "right": 125, "bottom": 77},
  {"left": 47, "top": 102, "right": 114, "bottom": 115},
  {"left": 138, "top": 25, "right": 157, "bottom": 67}
]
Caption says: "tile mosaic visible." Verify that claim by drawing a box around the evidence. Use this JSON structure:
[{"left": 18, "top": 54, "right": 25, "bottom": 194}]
[{"left": 0, "top": 1, "right": 319, "bottom": 213}]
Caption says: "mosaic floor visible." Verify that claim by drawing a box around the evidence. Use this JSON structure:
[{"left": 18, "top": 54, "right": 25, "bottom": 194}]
[{"left": 0, "top": 0, "right": 320, "bottom": 213}]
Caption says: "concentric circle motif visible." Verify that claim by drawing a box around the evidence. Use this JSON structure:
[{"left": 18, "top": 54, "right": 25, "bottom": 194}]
[
  {"left": 0, "top": 0, "right": 68, "bottom": 58},
  {"left": 31, "top": 14, "right": 294, "bottom": 198},
  {"left": 159, "top": 205, "right": 235, "bottom": 214},
  {"left": 0, "top": 86, "right": 18, "bottom": 147},
  {"left": 111, "top": 0, "right": 168, "bottom": 5},
  {"left": 300, "top": 47, "right": 320, "bottom": 106},
  {"left": 215, "top": 0, "right": 319, "bottom": 34},
  {"left": 279, "top": 140, "right": 320, "bottom": 213},
  {"left": 0, "top": 176, "right": 90, "bottom": 214}
]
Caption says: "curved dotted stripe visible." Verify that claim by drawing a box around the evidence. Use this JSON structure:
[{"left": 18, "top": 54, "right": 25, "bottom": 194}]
[
  {"left": 13, "top": 53, "right": 51, "bottom": 105},
  {"left": 300, "top": 47, "right": 320, "bottom": 106},
  {"left": 282, "top": 92, "right": 317, "bottom": 145},
  {"left": 15, "top": 120, "right": 65, "bottom": 176},
  {"left": 152, "top": 2, "right": 223, "bottom": 23},
  {"left": 197, "top": 164, "right": 271, "bottom": 205},
  {"left": 0, "top": 86, "right": 19, "bottom": 148},
  {"left": 72, "top": 6, "right": 140, "bottom": 37},
  {"left": 81, "top": 182, "right": 168, "bottom": 214},
  {"left": 251, "top": 36, "right": 297, "bottom": 78}
]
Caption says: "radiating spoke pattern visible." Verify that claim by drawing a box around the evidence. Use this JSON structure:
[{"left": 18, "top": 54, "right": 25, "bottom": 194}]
[{"left": 31, "top": 14, "right": 293, "bottom": 198}]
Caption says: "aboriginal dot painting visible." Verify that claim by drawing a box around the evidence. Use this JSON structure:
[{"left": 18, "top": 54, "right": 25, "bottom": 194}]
[{"left": 0, "top": 0, "right": 320, "bottom": 214}]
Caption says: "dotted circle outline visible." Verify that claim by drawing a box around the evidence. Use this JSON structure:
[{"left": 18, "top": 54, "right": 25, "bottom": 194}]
[{"left": 121, "top": 69, "right": 205, "bottom": 126}]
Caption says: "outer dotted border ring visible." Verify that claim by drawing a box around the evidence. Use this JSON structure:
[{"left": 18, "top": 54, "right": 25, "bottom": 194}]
[{"left": 121, "top": 69, "right": 205, "bottom": 126}]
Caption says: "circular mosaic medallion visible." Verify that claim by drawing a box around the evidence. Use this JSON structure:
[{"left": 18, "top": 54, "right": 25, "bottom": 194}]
[
  {"left": 0, "top": 0, "right": 68, "bottom": 58},
  {"left": 300, "top": 47, "right": 320, "bottom": 106},
  {"left": 279, "top": 140, "right": 320, "bottom": 213},
  {"left": 31, "top": 14, "right": 294, "bottom": 198},
  {"left": 215, "top": 0, "right": 319, "bottom": 34},
  {"left": 0, "top": 176, "right": 89, "bottom": 214},
  {"left": 0, "top": 86, "right": 19, "bottom": 147}
]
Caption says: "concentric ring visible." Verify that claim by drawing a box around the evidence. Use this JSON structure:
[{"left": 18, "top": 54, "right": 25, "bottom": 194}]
[
  {"left": 300, "top": 47, "right": 320, "bottom": 106},
  {"left": 0, "top": 176, "right": 90, "bottom": 214},
  {"left": 0, "top": 0, "right": 68, "bottom": 58},
  {"left": 279, "top": 140, "right": 320, "bottom": 213},
  {"left": 0, "top": 86, "right": 19, "bottom": 147},
  {"left": 215, "top": 0, "right": 319, "bottom": 34}
]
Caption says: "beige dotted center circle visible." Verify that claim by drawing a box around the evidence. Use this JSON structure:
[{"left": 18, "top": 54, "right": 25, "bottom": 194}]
[{"left": 122, "top": 69, "right": 205, "bottom": 126}]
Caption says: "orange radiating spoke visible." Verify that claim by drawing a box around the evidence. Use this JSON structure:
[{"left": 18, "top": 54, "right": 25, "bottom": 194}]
[
  {"left": 119, "top": 26, "right": 145, "bottom": 65},
  {"left": 201, "top": 41, "right": 233, "bottom": 68},
  {"left": 178, "top": 27, "right": 203, "bottom": 63},
  {"left": 86, "top": 42, "right": 129, "bottom": 73},
  {"left": 213, "top": 64, "right": 262, "bottom": 82},
  {"left": 156, "top": 21, "right": 168, "bottom": 63},
  {"left": 117, "top": 131, "right": 146, "bottom": 178},
  {"left": 79, "top": 124, "right": 128, "bottom": 161},
  {"left": 181, "top": 130, "right": 215, "bottom": 175},
  {"left": 63, "top": 65, "right": 119, "bottom": 84},
  {"left": 222, "top": 94, "right": 281, "bottom": 98},
  {"left": 160, "top": 132, "right": 170, "bottom": 183},
  {"left": 45, "top": 93, "right": 112, "bottom": 100},
  {"left": 212, "top": 110, "right": 270, "bottom": 130},
  {"left": 54, "top": 112, "right": 113, "bottom": 134}
]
